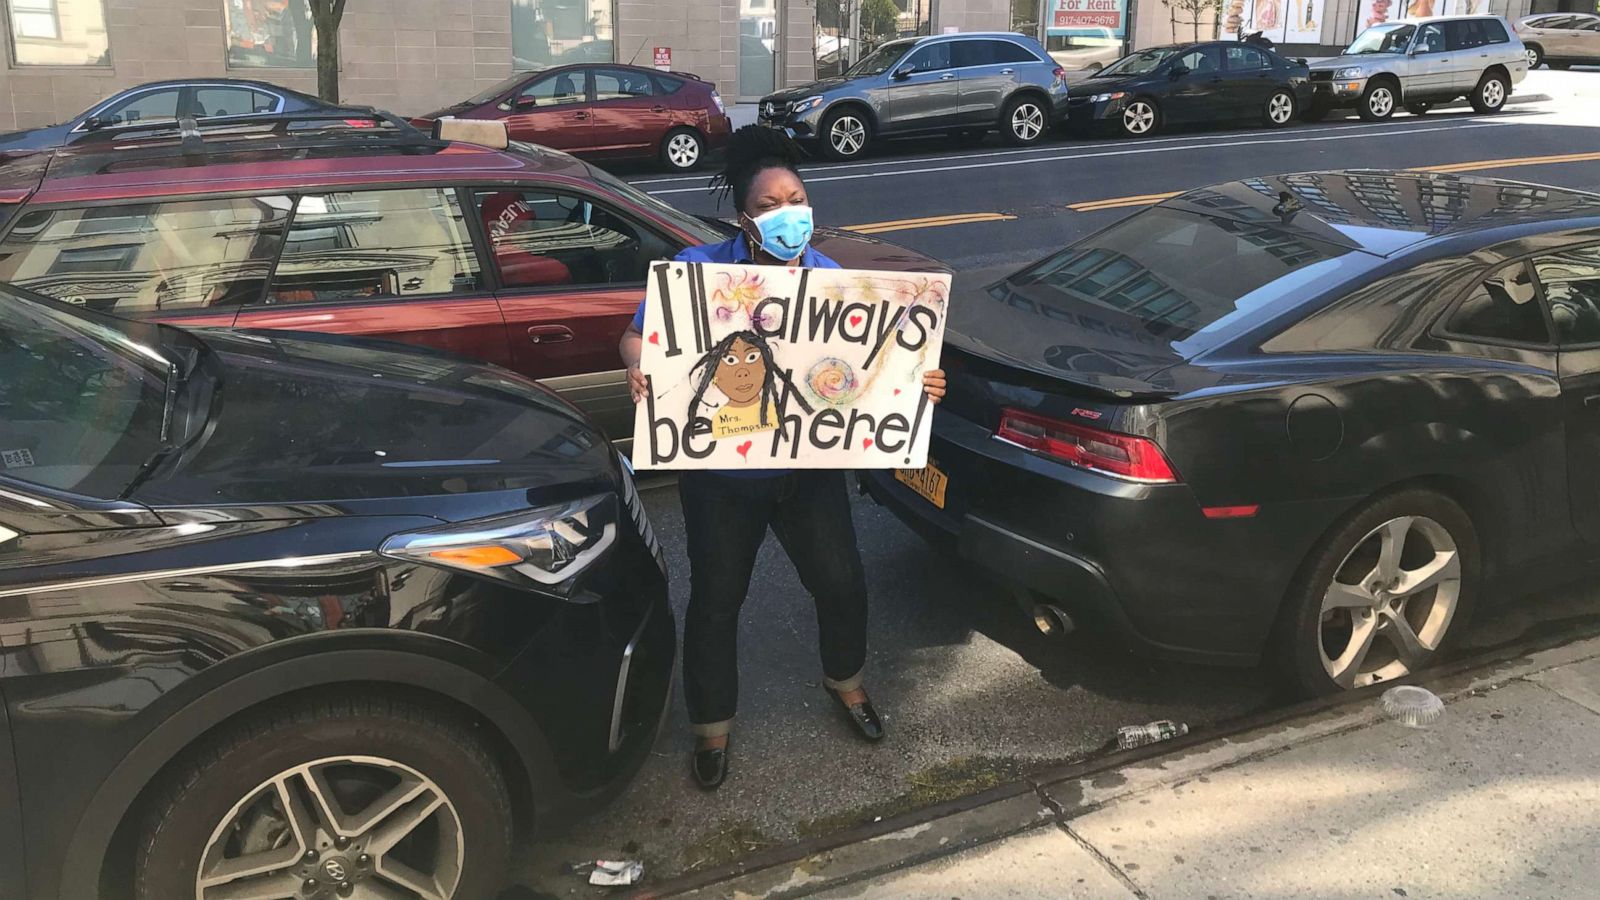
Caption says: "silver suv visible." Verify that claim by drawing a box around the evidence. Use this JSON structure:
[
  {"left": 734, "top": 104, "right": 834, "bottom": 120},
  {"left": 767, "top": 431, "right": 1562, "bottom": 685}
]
[
  {"left": 1516, "top": 12, "right": 1600, "bottom": 69},
  {"left": 1306, "top": 16, "right": 1527, "bottom": 122},
  {"left": 757, "top": 32, "right": 1070, "bottom": 160}
]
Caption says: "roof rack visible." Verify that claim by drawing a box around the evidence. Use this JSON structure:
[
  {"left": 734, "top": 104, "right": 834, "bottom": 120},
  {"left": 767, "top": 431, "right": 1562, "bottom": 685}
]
[{"left": 64, "top": 107, "right": 430, "bottom": 148}]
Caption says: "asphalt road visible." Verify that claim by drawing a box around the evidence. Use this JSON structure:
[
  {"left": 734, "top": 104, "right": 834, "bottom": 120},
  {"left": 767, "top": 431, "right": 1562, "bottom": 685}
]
[{"left": 512, "top": 70, "right": 1600, "bottom": 897}]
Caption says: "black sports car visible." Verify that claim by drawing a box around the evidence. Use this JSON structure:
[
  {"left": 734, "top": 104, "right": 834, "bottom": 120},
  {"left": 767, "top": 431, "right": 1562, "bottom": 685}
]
[
  {"left": 865, "top": 171, "right": 1600, "bottom": 696},
  {"left": 1066, "top": 41, "right": 1312, "bottom": 137},
  {"left": 0, "top": 291, "right": 673, "bottom": 899},
  {"left": 0, "top": 78, "right": 351, "bottom": 159}
]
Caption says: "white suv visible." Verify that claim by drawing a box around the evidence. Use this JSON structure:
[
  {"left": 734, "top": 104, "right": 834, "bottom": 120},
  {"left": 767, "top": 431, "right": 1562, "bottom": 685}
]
[{"left": 1306, "top": 16, "right": 1528, "bottom": 122}]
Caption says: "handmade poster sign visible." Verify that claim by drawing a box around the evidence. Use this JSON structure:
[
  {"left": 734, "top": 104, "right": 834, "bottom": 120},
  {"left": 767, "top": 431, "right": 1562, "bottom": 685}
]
[{"left": 632, "top": 261, "right": 951, "bottom": 470}]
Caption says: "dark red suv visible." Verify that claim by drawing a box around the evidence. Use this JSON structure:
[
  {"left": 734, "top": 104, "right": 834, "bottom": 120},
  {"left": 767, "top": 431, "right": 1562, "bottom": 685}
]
[
  {"left": 0, "top": 114, "right": 944, "bottom": 448},
  {"left": 414, "top": 64, "right": 733, "bottom": 172}
]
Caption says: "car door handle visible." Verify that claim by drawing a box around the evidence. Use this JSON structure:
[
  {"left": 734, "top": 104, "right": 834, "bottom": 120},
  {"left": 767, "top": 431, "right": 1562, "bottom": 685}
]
[
  {"left": 528, "top": 325, "right": 574, "bottom": 344},
  {"left": 573, "top": 111, "right": 590, "bottom": 120},
  {"left": 940, "top": 73, "right": 956, "bottom": 80},
  {"left": 651, "top": 105, "right": 667, "bottom": 112},
  {"left": 1000, "top": 68, "right": 1014, "bottom": 75}
]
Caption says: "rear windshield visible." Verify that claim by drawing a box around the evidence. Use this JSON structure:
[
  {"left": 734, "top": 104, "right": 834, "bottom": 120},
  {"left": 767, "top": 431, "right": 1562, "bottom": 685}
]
[{"left": 1002, "top": 207, "right": 1351, "bottom": 346}]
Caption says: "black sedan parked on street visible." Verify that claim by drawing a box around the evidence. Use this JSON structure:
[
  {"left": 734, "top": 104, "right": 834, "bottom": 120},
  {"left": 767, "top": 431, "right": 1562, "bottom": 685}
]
[
  {"left": 0, "top": 78, "right": 349, "bottom": 159},
  {"left": 0, "top": 291, "right": 673, "bottom": 900},
  {"left": 1066, "top": 41, "right": 1312, "bottom": 137},
  {"left": 865, "top": 171, "right": 1600, "bottom": 696}
]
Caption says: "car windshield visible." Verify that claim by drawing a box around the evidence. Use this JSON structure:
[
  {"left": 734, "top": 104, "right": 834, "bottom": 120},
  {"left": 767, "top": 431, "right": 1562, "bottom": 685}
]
[
  {"left": 1097, "top": 48, "right": 1175, "bottom": 77},
  {"left": 847, "top": 41, "right": 916, "bottom": 77},
  {"left": 467, "top": 73, "right": 534, "bottom": 105},
  {"left": 0, "top": 287, "right": 175, "bottom": 497},
  {"left": 582, "top": 161, "right": 723, "bottom": 244},
  {"left": 1345, "top": 23, "right": 1416, "bottom": 54},
  {"left": 1000, "top": 207, "right": 1351, "bottom": 347}
]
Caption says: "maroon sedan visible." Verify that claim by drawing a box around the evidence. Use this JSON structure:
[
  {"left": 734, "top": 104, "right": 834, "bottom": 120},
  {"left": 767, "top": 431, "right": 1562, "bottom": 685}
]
[
  {"left": 0, "top": 116, "right": 943, "bottom": 448},
  {"left": 414, "top": 64, "right": 733, "bottom": 172}
]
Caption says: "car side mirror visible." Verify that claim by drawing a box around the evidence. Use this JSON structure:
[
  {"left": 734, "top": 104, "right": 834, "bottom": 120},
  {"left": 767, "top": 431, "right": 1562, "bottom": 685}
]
[
  {"left": 1169, "top": 64, "right": 1190, "bottom": 79},
  {"left": 513, "top": 95, "right": 540, "bottom": 110},
  {"left": 84, "top": 114, "right": 121, "bottom": 130},
  {"left": 892, "top": 66, "right": 913, "bottom": 81}
]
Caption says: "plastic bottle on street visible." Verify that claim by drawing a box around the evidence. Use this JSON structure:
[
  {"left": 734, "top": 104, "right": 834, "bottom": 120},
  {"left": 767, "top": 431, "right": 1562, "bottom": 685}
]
[{"left": 1116, "top": 720, "right": 1189, "bottom": 750}]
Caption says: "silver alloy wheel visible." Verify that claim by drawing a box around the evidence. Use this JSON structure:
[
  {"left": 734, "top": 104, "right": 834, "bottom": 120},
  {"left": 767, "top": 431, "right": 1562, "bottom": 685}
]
[
  {"left": 195, "top": 755, "right": 464, "bottom": 900},
  {"left": 666, "top": 132, "right": 700, "bottom": 169},
  {"left": 829, "top": 115, "right": 866, "bottom": 156},
  {"left": 1525, "top": 46, "right": 1539, "bottom": 67},
  {"left": 1123, "top": 101, "right": 1155, "bottom": 135},
  {"left": 1482, "top": 78, "right": 1506, "bottom": 109},
  {"left": 1318, "top": 515, "right": 1462, "bottom": 689},
  {"left": 1011, "top": 102, "right": 1045, "bottom": 140},
  {"left": 1268, "top": 91, "right": 1295, "bottom": 124},
  {"left": 1367, "top": 86, "right": 1394, "bottom": 118}
]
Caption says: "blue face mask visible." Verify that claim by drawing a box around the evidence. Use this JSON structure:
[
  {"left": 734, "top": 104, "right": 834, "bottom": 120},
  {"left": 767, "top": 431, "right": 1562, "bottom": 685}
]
[{"left": 744, "top": 205, "right": 814, "bottom": 262}]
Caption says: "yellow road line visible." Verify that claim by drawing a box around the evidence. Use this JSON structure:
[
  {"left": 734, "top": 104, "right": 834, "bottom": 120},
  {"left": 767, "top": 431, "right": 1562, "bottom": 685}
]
[
  {"left": 1067, "top": 191, "right": 1182, "bottom": 211},
  {"left": 845, "top": 211, "right": 1016, "bottom": 234},
  {"left": 1411, "top": 150, "right": 1600, "bottom": 173}
]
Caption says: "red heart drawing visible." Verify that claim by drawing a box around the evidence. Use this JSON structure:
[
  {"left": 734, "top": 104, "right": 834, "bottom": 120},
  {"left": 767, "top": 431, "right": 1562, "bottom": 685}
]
[
  {"left": 788, "top": 268, "right": 798, "bottom": 275},
  {"left": 893, "top": 388, "right": 902, "bottom": 396},
  {"left": 736, "top": 440, "right": 753, "bottom": 459},
  {"left": 849, "top": 315, "right": 862, "bottom": 328},
  {"left": 862, "top": 438, "right": 874, "bottom": 450},
  {"left": 647, "top": 331, "right": 660, "bottom": 345}
]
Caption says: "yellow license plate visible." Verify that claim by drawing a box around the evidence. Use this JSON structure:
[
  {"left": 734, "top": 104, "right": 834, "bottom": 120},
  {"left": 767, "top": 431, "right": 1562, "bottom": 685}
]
[{"left": 895, "top": 461, "right": 949, "bottom": 509}]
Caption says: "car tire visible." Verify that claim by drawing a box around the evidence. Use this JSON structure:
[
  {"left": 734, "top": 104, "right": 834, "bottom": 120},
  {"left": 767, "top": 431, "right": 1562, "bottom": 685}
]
[
  {"left": 660, "top": 127, "right": 705, "bottom": 172},
  {"left": 1001, "top": 95, "right": 1049, "bottom": 146},
  {"left": 134, "top": 693, "right": 514, "bottom": 900},
  {"left": 1274, "top": 489, "right": 1479, "bottom": 698},
  {"left": 1118, "top": 98, "right": 1161, "bottom": 137},
  {"left": 1262, "top": 88, "right": 1297, "bottom": 128},
  {"left": 1404, "top": 101, "right": 1433, "bottom": 115},
  {"left": 1357, "top": 79, "right": 1398, "bottom": 121},
  {"left": 1470, "top": 70, "right": 1510, "bottom": 113},
  {"left": 1525, "top": 43, "right": 1544, "bottom": 69},
  {"left": 819, "top": 107, "right": 871, "bottom": 160},
  {"left": 1300, "top": 101, "right": 1332, "bottom": 122}
]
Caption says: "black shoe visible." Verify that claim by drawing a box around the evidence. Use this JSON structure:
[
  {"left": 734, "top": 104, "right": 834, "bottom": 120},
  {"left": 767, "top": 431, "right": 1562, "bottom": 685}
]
[
  {"left": 827, "top": 688, "right": 886, "bottom": 743},
  {"left": 692, "top": 739, "right": 729, "bottom": 790}
]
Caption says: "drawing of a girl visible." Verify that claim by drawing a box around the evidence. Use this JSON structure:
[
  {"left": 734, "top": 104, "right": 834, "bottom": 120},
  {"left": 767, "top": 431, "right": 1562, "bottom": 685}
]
[{"left": 687, "top": 330, "right": 812, "bottom": 438}]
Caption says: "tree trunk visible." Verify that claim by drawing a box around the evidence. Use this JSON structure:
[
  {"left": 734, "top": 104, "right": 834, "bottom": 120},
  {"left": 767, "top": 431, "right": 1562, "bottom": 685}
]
[{"left": 310, "top": 0, "right": 347, "bottom": 104}]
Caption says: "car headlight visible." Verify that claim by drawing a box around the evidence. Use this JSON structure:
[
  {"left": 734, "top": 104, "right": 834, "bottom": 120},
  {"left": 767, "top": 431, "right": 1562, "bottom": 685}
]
[
  {"left": 1091, "top": 91, "right": 1127, "bottom": 103},
  {"left": 380, "top": 495, "right": 617, "bottom": 594},
  {"left": 1334, "top": 67, "right": 1364, "bottom": 79},
  {"left": 790, "top": 95, "right": 824, "bottom": 114}
]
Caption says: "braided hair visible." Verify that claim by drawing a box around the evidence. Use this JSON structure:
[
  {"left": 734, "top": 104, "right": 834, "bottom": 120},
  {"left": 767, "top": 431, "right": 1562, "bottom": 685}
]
[
  {"left": 709, "top": 125, "right": 808, "bottom": 212},
  {"left": 688, "top": 330, "right": 815, "bottom": 427}
]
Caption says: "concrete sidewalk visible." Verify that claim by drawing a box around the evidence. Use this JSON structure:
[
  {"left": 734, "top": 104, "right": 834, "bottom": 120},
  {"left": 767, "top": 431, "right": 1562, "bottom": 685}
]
[{"left": 656, "top": 634, "right": 1600, "bottom": 899}]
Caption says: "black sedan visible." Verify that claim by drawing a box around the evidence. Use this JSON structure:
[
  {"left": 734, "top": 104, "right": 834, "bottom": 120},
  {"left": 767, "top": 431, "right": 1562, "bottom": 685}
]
[
  {"left": 0, "top": 292, "right": 672, "bottom": 899},
  {"left": 865, "top": 171, "right": 1600, "bottom": 696},
  {"left": 0, "top": 78, "right": 348, "bottom": 159},
  {"left": 1066, "top": 41, "right": 1312, "bottom": 137}
]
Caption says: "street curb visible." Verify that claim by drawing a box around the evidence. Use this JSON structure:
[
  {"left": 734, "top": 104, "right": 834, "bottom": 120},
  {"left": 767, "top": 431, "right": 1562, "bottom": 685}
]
[{"left": 632, "top": 626, "right": 1600, "bottom": 899}]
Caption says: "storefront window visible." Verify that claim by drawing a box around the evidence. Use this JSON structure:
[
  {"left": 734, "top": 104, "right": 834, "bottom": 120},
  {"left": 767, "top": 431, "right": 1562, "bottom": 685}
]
[
  {"left": 739, "top": 0, "right": 778, "bottom": 98},
  {"left": 512, "top": 0, "right": 614, "bottom": 70},
  {"left": 224, "top": 0, "right": 316, "bottom": 68},
  {"left": 1044, "top": 0, "right": 1126, "bottom": 72},
  {"left": 6, "top": 0, "right": 110, "bottom": 66}
]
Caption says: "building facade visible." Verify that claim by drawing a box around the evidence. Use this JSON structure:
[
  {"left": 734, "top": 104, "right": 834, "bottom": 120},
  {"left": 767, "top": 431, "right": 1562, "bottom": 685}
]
[{"left": 0, "top": 0, "right": 1588, "bottom": 133}]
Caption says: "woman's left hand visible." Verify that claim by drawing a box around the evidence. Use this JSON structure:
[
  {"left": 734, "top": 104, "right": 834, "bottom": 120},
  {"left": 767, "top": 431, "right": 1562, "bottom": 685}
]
[{"left": 922, "top": 369, "right": 947, "bottom": 405}]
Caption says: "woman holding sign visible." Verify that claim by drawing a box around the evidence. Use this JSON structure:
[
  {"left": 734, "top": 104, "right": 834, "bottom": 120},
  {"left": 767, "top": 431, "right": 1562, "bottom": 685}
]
[{"left": 619, "top": 126, "right": 946, "bottom": 790}]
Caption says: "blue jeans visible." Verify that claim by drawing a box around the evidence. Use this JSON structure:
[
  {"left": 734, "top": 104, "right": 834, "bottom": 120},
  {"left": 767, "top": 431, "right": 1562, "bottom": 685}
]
[{"left": 678, "top": 470, "right": 869, "bottom": 737}]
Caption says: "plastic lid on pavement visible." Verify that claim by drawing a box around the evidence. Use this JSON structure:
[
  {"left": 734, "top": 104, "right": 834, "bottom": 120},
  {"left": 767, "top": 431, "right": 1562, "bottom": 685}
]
[{"left": 1380, "top": 685, "right": 1445, "bottom": 729}]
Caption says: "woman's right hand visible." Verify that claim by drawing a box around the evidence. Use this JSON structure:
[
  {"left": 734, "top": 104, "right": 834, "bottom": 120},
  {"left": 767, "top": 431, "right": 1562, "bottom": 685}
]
[{"left": 628, "top": 365, "right": 648, "bottom": 403}]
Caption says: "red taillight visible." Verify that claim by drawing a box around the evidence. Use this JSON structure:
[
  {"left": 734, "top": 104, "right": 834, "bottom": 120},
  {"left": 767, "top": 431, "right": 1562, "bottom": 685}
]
[
  {"left": 1053, "top": 66, "right": 1066, "bottom": 82},
  {"left": 1202, "top": 505, "right": 1259, "bottom": 519},
  {"left": 345, "top": 119, "right": 377, "bottom": 128},
  {"left": 996, "top": 408, "right": 1179, "bottom": 483}
]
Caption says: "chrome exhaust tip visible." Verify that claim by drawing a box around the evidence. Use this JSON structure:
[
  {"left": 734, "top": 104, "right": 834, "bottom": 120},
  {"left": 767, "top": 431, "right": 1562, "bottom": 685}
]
[{"left": 1032, "top": 603, "right": 1075, "bottom": 637}]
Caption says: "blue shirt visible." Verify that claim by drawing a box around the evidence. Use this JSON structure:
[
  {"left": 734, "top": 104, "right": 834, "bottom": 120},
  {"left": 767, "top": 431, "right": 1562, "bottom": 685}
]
[{"left": 635, "top": 235, "right": 841, "bottom": 478}]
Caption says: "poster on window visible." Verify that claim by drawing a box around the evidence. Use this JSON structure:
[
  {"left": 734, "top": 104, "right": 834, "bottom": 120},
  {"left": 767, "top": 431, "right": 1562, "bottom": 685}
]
[
  {"left": 1283, "top": 0, "right": 1324, "bottom": 43},
  {"left": 1225, "top": 0, "right": 1288, "bottom": 42},
  {"left": 1355, "top": 0, "right": 1442, "bottom": 34},
  {"left": 1048, "top": 0, "right": 1129, "bottom": 39},
  {"left": 1440, "top": 0, "right": 1489, "bottom": 15},
  {"left": 632, "top": 262, "right": 950, "bottom": 471}
]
